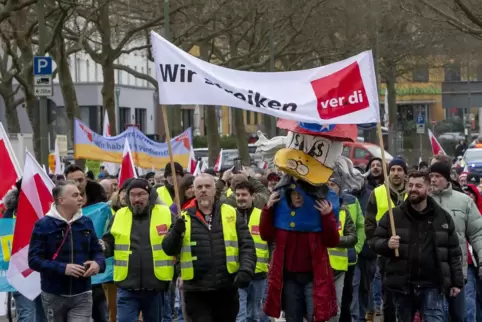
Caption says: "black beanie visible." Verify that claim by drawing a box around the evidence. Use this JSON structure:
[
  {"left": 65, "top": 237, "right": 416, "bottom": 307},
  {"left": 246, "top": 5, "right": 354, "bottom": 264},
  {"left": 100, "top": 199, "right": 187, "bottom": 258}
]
[
  {"left": 429, "top": 162, "right": 451, "bottom": 183},
  {"left": 127, "top": 178, "right": 151, "bottom": 194},
  {"left": 388, "top": 157, "right": 407, "bottom": 174}
]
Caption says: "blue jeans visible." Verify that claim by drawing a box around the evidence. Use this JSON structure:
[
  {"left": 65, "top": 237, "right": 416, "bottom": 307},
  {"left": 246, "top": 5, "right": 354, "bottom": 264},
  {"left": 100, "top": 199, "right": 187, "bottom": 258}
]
[
  {"left": 116, "top": 288, "right": 163, "bottom": 322},
  {"left": 163, "top": 287, "right": 172, "bottom": 322},
  {"left": 392, "top": 288, "right": 448, "bottom": 322},
  {"left": 466, "top": 265, "right": 478, "bottom": 322},
  {"left": 236, "top": 279, "right": 269, "bottom": 322},
  {"left": 13, "top": 292, "right": 46, "bottom": 322},
  {"left": 352, "top": 258, "right": 379, "bottom": 321},
  {"left": 371, "top": 265, "right": 382, "bottom": 311},
  {"left": 282, "top": 275, "right": 313, "bottom": 322},
  {"left": 174, "top": 286, "right": 184, "bottom": 322}
]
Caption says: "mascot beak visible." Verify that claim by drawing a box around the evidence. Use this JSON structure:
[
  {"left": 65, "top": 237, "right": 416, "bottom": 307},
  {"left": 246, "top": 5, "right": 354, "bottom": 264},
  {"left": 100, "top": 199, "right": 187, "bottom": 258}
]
[{"left": 274, "top": 148, "right": 334, "bottom": 186}]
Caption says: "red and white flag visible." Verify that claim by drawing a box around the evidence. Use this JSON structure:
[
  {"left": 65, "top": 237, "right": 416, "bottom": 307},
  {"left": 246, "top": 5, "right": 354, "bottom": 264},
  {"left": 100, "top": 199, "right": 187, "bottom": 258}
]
[
  {"left": 428, "top": 129, "right": 446, "bottom": 156},
  {"left": 187, "top": 149, "right": 197, "bottom": 174},
  {"left": 118, "top": 138, "right": 137, "bottom": 187},
  {"left": 102, "top": 111, "right": 117, "bottom": 175},
  {"left": 7, "top": 151, "right": 55, "bottom": 300},
  {"left": 213, "top": 149, "right": 223, "bottom": 172},
  {"left": 0, "top": 122, "right": 22, "bottom": 205}
]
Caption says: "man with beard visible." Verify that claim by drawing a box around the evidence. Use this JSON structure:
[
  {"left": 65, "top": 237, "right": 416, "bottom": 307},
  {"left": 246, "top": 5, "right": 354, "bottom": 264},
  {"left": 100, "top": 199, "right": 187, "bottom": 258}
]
[
  {"left": 157, "top": 162, "right": 185, "bottom": 207},
  {"left": 102, "top": 178, "right": 175, "bottom": 322},
  {"left": 372, "top": 171, "right": 463, "bottom": 321},
  {"left": 233, "top": 180, "right": 270, "bottom": 322},
  {"left": 429, "top": 162, "right": 482, "bottom": 322},
  {"left": 365, "top": 157, "right": 408, "bottom": 322},
  {"left": 162, "top": 174, "right": 256, "bottom": 322}
]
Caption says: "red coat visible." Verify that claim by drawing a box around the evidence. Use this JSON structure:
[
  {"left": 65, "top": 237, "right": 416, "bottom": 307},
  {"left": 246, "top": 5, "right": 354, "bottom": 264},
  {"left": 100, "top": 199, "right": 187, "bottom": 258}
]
[{"left": 260, "top": 206, "right": 340, "bottom": 321}]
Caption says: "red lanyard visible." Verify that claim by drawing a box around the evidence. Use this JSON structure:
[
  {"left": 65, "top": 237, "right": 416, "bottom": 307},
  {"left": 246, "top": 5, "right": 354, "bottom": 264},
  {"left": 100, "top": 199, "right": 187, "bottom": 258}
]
[{"left": 52, "top": 224, "right": 71, "bottom": 260}]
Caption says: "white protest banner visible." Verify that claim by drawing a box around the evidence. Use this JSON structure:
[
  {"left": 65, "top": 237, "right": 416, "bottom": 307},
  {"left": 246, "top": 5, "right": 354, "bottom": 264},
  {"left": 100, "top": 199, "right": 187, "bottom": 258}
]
[{"left": 151, "top": 31, "right": 380, "bottom": 125}]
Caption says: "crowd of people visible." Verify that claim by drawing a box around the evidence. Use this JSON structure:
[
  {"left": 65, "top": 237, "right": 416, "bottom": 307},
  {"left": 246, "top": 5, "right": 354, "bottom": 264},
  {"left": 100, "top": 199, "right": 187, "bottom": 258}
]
[{"left": 3, "top": 152, "right": 482, "bottom": 322}]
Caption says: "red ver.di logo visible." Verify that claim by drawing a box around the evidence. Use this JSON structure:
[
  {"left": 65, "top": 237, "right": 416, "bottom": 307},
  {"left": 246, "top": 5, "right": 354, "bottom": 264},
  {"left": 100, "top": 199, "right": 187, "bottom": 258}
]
[
  {"left": 156, "top": 224, "right": 168, "bottom": 236},
  {"left": 311, "top": 62, "right": 369, "bottom": 119}
]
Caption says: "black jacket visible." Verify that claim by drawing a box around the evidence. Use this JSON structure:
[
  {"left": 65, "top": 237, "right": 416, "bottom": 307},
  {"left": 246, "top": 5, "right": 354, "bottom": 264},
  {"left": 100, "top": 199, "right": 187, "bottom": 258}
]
[
  {"left": 372, "top": 196, "right": 464, "bottom": 294},
  {"left": 162, "top": 201, "right": 256, "bottom": 292},
  {"left": 102, "top": 187, "right": 174, "bottom": 291}
]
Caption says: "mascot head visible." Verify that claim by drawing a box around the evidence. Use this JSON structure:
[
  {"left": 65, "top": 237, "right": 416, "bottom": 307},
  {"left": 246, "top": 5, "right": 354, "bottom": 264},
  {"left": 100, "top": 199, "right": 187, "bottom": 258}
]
[{"left": 272, "top": 119, "right": 365, "bottom": 191}]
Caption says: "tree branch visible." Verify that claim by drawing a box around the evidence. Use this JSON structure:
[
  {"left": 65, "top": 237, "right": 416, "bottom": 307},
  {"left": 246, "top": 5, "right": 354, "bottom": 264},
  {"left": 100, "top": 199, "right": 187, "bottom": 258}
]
[{"left": 113, "top": 63, "right": 158, "bottom": 88}]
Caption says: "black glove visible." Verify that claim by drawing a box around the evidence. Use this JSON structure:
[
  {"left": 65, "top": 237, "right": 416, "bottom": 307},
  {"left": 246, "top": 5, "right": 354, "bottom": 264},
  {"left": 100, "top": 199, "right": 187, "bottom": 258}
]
[
  {"left": 233, "top": 270, "right": 252, "bottom": 289},
  {"left": 174, "top": 217, "right": 186, "bottom": 235}
]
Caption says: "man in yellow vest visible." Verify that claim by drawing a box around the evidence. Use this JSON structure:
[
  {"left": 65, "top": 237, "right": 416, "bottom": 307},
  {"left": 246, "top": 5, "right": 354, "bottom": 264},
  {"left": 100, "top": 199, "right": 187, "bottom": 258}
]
[
  {"left": 327, "top": 175, "right": 358, "bottom": 322},
  {"left": 157, "top": 162, "right": 184, "bottom": 207},
  {"left": 102, "top": 178, "right": 175, "bottom": 322},
  {"left": 162, "top": 173, "right": 256, "bottom": 322},
  {"left": 233, "top": 180, "right": 270, "bottom": 322},
  {"left": 365, "top": 157, "right": 408, "bottom": 322}
]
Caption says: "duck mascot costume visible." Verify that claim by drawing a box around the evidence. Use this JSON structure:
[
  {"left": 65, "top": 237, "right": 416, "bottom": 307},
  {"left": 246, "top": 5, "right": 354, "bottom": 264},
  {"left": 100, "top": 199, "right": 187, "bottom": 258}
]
[{"left": 258, "top": 119, "right": 365, "bottom": 322}]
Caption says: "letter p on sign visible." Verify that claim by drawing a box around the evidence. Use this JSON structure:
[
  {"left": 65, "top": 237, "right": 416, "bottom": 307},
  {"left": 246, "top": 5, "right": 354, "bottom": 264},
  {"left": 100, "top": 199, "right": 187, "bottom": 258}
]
[
  {"left": 311, "top": 62, "right": 369, "bottom": 119},
  {"left": 33, "top": 56, "right": 53, "bottom": 75}
]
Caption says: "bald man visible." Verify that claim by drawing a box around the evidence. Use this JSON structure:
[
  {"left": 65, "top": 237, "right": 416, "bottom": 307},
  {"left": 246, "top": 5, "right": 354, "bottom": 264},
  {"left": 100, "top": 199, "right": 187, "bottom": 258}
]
[{"left": 99, "top": 179, "right": 114, "bottom": 200}]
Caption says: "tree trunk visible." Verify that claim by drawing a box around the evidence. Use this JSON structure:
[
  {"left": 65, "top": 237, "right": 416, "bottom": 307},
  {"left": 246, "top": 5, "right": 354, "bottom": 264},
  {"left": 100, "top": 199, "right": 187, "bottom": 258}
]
[
  {"left": 205, "top": 105, "right": 220, "bottom": 166},
  {"left": 2, "top": 81, "right": 21, "bottom": 133},
  {"left": 199, "top": 43, "right": 221, "bottom": 166},
  {"left": 102, "top": 59, "right": 117, "bottom": 135},
  {"left": 233, "top": 109, "right": 250, "bottom": 165},
  {"left": 25, "top": 94, "right": 41, "bottom": 160},
  {"left": 386, "top": 64, "right": 398, "bottom": 155},
  {"left": 51, "top": 34, "right": 80, "bottom": 143}
]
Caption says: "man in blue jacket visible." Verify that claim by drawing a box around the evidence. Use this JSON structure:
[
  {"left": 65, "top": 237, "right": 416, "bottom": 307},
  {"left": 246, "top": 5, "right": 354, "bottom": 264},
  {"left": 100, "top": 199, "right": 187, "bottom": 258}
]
[{"left": 28, "top": 180, "right": 106, "bottom": 321}]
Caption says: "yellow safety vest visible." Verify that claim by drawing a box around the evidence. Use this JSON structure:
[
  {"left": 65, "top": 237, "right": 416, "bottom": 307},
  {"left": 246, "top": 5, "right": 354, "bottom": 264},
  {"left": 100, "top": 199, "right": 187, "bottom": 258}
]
[
  {"left": 110, "top": 204, "right": 174, "bottom": 282},
  {"left": 374, "top": 185, "right": 407, "bottom": 222},
  {"left": 226, "top": 188, "right": 233, "bottom": 197},
  {"left": 157, "top": 186, "right": 173, "bottom": 207},
  {"left": 328, "top": 209, "right": 348, "bottom": 271},
  {"left": 248, "top": 208, "right": 269, "bottom": 273},
  {"left": 180, "top": 204, "right": 239, "bottom": 280}
]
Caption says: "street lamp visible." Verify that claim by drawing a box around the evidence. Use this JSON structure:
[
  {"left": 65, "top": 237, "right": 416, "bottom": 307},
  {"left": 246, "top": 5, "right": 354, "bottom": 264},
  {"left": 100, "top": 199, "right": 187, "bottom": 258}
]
[{"left": 115, "top": 86, "right": 121, "bottom": 133}]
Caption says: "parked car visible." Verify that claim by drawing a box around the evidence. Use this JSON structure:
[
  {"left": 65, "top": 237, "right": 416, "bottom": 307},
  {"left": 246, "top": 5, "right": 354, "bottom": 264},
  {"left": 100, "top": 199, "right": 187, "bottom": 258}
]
[
  {"left": 342, "top": 142, "right": 394, "bottom": 171},
  {"left": 463, "top": 148, "right": 482, "bottom": 174}
]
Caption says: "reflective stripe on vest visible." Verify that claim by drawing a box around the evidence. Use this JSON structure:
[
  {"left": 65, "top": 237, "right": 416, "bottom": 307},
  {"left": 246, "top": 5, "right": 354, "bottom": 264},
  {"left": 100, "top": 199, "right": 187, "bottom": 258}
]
[
  {"left": 248, "top": 208, "right": 269, "bottom": 273},
  {"left": 111, "top": 204, "right": 174, "bottom": 282},
  {"left": 374, "top": 185, "right": 407, "bottom": 222},
  {"left": 226, "top": 188, "right": 233, "bottom": 197},
  {"left": 180, "top": 204, "right": 239, "bottom": 280},
  {"left": 328, "top": 209, "right": 348, "bottom": 271},
  {"left": 157, "top": 186, "right": 173, "bottom": 207}
]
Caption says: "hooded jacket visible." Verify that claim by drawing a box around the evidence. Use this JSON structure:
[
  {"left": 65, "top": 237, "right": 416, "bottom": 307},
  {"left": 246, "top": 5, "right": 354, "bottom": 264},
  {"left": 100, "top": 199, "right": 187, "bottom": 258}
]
[
  {"left": 431, "top": 184, "right": 482, "bottom": 278},
  {"left": 28, "top": 204, "right": 106, "bottom": 296},
  {"left": 102, "top": 187, "right": 174, "bottom": 291}
]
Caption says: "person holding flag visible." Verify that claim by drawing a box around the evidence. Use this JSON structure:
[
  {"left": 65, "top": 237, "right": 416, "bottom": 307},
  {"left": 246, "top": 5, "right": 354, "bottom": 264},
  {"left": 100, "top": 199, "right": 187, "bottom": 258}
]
[{"left": 28, "top": 180, "right": 106, "bottom": 320}]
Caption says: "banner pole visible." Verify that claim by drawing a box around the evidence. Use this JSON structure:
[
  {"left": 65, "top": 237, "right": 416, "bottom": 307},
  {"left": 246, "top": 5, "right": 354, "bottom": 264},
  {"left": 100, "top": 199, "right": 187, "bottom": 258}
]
[
  {"left": 376, "top": 122, "right": 399, "bottom": 257},
  {"left": 161, "top": 105, "right": 182, "bottom": 217}
]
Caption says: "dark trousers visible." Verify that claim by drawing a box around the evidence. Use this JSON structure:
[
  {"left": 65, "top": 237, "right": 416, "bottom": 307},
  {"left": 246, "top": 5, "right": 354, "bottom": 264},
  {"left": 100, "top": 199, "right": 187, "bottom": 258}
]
[
  {"left": 184, "top": 288, "right": 239, "bottom": 322},
  {"left": 448, "top": 287, "right": 466, "bottom": 322},
  {"left": 92, "top": 285, "right": 108, "bottom": 322},
  {"left": 378, "top": 257, "right": 395, "bottom": 322},
  {"left": 339, "top": 265, "right": 355, "bottom": 322}
]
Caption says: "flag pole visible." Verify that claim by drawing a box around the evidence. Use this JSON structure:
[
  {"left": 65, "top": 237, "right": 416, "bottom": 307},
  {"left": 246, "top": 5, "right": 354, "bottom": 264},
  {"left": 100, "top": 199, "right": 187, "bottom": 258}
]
[
  {"left": 161, "top": 105, "right": 182, "bottom": 216},
  {"left": 376, "top": 122, "right": 399, "bottom": 257}
]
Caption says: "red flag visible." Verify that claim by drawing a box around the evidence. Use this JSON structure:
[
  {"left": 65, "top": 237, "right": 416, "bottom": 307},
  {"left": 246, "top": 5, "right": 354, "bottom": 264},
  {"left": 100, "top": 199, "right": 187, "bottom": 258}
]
[
  {"left": 428, "top": 129, "right": 446, "bottom": 156},
  {"left": 0, "top": 123, "right": 22, "bottom": 202},
  {"left": 118, "top": 138, "right": 137, "bottom": 187},
  {"left": 7, "top": 151, "right": 55, "bottom": 300},
  {"left": 214, "top": 149, "right": 223, "bottom": 172},
  {"left": 187, "top": 148, "right": 197, "bottom": 174}
]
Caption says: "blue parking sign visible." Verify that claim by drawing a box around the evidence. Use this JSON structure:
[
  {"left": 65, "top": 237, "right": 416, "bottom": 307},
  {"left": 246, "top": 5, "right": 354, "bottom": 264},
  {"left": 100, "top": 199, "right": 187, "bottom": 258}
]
[{"left": 33, "top": 56, "right": 53, "bottom": 75}]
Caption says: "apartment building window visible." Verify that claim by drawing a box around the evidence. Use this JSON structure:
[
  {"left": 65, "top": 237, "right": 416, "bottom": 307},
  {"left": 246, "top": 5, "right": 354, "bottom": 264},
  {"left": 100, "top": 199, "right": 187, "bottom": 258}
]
[
  {"left": 134, "top": 66, "right": 138, "bottom": 86},
  {"left": 95, "top": 63, "right": 98, "bottom": 81},
  {"left": 412, "top": 64, "right": 429, "bottom": 82},
  {"left": 134, "top": 108, "right": 147, "bottom": 132},
  {"left": 117, "top": 69, "right": 121, "bottom": 84},
  {"left": 445, "top": 63, "right": 461, "bottom": 81},
  {"left": 182, "top": 109, "right": 193, "bottom": 130},
  {"left": 141, "top": 67, "right": 145, "bottom": 86},
  {"left": 75, "top": 57, "right": 80, "bottom": 82},
  {"left": 86, "top": 60, "right": 90, "bottom": 82},
  {"left": 119, "top": 107, "right": 131, "bottom": 129}
]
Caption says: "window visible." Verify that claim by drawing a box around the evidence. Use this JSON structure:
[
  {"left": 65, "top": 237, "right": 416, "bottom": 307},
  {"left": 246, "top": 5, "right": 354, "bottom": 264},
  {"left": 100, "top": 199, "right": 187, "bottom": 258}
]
[
  {"left": 182, "top": 109, "right": 193, "bottom": 130},
  {"left": 119, "top": 107, "right": 131, "bottom": 129},
  {"left": 444, "top": 63, "right": 461, "bottom": 81},
  {"left": 134, "top": 108, "right": 147, "bottom": 132},
  {"left": 116, "top": 69, "right": 121, "bottom": 84},
  {"left": 342, "top": 146, "right": 351, "bottom": 157},
  {"left": 412, "top": 64, "right": 429, "bottom": 82},
  {"left": 86, "top": 60, "right": 90, "bottom": 81},
  {"left": 134, "top": 66, "right": 138, "bottom": 86},
  {"left": 95, "top": 63, "right": 98, "bottom": 81},
  {"left": 141, "top": 67, "right": 145, "bottom": 86},
  {"left": 354, "top": 148, "right": 369, "bottom": 160},
  {"left": 75, "top": 57, "right": 80, "bottom": 82}
]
